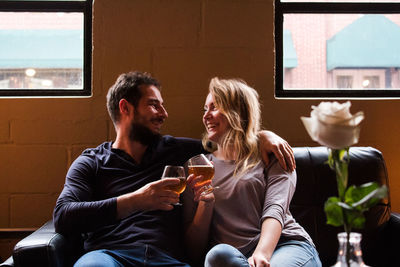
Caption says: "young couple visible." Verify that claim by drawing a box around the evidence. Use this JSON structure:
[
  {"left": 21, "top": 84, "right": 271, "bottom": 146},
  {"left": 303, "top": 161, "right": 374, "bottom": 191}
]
[{"left": 53, "top": 71, "right": 321, "bottom": 267}]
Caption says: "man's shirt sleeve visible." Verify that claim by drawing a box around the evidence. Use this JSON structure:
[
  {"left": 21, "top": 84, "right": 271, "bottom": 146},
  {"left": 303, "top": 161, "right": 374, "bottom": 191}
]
[{"left": 53, "top": 154, "right": 117, "bottom": 235}]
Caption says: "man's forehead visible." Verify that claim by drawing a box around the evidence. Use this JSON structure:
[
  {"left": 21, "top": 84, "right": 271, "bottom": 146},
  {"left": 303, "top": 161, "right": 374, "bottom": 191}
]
[{"left": 140, "top": 84, "right": 163, "bottom": 102}]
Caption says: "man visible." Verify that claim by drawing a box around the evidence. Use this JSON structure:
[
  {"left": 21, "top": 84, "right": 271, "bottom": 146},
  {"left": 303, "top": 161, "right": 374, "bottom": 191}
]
[{"left": 53, "top": 71, "right": 295, "bottom": 267}]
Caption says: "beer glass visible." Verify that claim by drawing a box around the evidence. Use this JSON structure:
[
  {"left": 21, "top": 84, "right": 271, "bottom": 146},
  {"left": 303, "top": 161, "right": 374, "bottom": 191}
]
[
  {"left": 186, "top": 154, "right": 217, "bottom": 195},
  {"left": 161, "top": 165, "right": 186, "bottom": 206}
]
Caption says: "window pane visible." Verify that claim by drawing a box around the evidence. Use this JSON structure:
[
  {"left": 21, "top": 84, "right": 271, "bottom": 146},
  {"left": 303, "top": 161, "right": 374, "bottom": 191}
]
[
  {"left": 283, "top": 13, "right": 400, "bottom": 90},
  {"left": 0, "top": 12, "right": 84, "bottom": 90},
  {"left": 337, "top": 76, "right": 353, "bottom": 89},
  {"left": 363, "top": 76, "right": 380, "bottom": 88}
]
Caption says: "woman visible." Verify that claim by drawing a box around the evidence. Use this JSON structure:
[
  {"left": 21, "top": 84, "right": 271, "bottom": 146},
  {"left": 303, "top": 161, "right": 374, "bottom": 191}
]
[{"left": 184, "top": 77, "right": 321, "bottom": 267}]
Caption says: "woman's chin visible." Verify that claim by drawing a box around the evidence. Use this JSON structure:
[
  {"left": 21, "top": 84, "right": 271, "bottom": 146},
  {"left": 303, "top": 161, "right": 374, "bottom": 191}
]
[{"left": 207, "top": 135, "right": 219, "bottom": 144}]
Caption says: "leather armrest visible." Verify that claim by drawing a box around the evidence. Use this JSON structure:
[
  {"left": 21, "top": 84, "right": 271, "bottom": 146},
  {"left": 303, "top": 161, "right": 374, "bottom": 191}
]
[
  {"left": 389, "top": 212, "right": 400, "bottom": 225},
  {"left": 12, "top": 220, "right": 82, "bottom": 267},
  {"left": 0, "top": 257, "right": 14, "bottom": 267},
  {"left": 388, "top": 212, "right": 400, "bottom": 240},
  {"left": 382, "top": 212, "right": 400, "bottom": 267}
]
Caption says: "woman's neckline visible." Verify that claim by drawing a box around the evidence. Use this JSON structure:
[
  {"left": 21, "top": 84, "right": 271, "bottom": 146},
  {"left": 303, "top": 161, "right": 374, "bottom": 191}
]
[{"left": 210, "top": 153, "right": 236, "bottom": 164}]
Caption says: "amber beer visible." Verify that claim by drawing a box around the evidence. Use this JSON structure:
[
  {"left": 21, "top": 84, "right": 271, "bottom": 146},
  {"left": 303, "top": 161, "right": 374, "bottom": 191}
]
[
  {"left": 165, "top": 177, "right": 187, "bottom": 194},
  {"left": 188, "top": 165, "right": 215, "bottom": 186}
]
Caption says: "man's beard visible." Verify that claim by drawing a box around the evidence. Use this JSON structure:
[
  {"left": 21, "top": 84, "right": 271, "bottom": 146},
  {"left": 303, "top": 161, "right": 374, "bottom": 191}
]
[{"left": 129, "top": 121, "right": 161, "bottom": 146}]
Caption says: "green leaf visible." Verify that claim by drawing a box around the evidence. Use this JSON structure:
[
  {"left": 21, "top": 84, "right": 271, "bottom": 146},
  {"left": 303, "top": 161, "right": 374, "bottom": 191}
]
[
  {"left": 339, "top": 149, "right": 347, "bottom": 161},
  {"left": 324, "top": 197, "right": 343, "bottom": 227},
  {"left": 345, "top": 182, "right": 378, "bottom": 204},
  {"left": 352, "top": 215, "right": 366, "bottom": 229},
  {"left": 351, "top": 185, "right": 388, "bottom": 210},
  {"left": 345, "top": 209, "right": 366, "bottom": 229},
  {"left": 337, "top": 201, "right": 352, "bottom": 210},
  {"left": 330, "top": 148, "right": 348, "bottom": 162},
  {"left": 326, "top": 152, "right": 334, "bottom": 169}
]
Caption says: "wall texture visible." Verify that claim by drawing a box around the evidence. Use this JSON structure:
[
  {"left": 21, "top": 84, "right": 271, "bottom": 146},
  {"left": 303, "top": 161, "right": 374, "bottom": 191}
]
[{"left": 1, "top": 0, "right": 399, "bottom": 259}]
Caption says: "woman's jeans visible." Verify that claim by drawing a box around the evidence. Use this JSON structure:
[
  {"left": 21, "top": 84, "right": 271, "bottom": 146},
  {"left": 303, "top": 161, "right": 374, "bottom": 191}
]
[
  {"left": 74, "top": 245, "right": 190, "bottom": 267},
  {"left": 205, "top": 240, "right": 322, "bottom": 267}
]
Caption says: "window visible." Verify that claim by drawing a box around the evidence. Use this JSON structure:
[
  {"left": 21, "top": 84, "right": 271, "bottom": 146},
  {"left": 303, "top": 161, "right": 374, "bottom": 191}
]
[
  {"left": 0, "top": 0, "right": 92, "bottom": 97},
  {"left": 336, "top": 75, "right": 353, "bottom": 89},
  {"left": 275, "top": 0, "right": 400, "bottom": 98}
]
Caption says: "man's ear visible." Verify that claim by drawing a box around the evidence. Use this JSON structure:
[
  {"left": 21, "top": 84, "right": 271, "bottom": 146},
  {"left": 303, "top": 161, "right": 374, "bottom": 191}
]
[{"left": 119, "top": 99, "right": 133, "bottom": 116}]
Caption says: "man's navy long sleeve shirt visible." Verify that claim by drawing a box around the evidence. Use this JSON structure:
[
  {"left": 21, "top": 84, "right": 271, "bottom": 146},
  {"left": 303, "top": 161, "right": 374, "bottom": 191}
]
[{"left": 53, "top": 135, "right": 204, "bottom": 259}]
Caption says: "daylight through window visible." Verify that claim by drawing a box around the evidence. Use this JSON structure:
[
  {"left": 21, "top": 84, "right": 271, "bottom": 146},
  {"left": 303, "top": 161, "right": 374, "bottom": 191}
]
[
  {"left": 0, "top": 1, "right": 92, "bottom": 97},
  {"left": 275, "top": 0, "right": 400, "bottom": 98}
]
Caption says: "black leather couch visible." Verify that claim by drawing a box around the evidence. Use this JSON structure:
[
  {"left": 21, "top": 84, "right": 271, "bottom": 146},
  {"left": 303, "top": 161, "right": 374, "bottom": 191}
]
[{"left": 1, "top": 147, "right": 399, "bottom": 267}]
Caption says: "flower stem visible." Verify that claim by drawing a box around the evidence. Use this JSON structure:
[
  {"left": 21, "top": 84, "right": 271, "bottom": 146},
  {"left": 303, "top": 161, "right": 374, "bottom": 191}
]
[{"left": 330, "top": 148, "right": 351, "bottom": 266}]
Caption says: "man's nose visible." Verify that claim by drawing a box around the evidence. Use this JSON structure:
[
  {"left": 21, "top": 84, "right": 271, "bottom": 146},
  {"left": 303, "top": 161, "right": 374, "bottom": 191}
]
[{"left": 160, "top": 106, "right": 168, "bottom": 118}]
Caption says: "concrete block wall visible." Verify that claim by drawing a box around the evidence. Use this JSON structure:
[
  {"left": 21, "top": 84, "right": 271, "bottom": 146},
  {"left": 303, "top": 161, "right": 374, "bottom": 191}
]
[
  {"left": 0, "top": 98, "right": 110, "bottom": 228},
  {"left": 1, "top": 0, "right": 400, "bottom": 260},
  {"left": 0, "top": 98, "right": 111, "bottom": 259}
]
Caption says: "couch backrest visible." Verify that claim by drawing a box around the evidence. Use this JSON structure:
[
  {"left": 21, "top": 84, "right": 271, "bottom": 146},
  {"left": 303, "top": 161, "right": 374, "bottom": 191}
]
[{"left": 291, "top": 147, "right": 391, "bottom": 266}]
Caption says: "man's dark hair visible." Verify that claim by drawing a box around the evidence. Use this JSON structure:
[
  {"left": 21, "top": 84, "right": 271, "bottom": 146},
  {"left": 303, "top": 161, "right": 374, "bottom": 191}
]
[{"left": 106, "top": 71, "right": 161, "bottom": 124}]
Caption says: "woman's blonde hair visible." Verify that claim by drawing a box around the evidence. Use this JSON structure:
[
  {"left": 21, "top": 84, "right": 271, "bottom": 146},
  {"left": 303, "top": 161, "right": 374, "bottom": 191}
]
[{"left": 202, "top": 77, "right": 261, "bottom": 175}]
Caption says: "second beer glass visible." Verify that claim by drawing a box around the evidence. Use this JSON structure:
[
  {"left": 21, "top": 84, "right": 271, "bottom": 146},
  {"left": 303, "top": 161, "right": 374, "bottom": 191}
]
[{"left": 186, "top": 154, "right": 217, "bottom": 195}]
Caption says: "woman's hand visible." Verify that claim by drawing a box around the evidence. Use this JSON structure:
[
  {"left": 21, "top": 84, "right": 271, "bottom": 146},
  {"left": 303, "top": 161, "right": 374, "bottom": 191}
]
[
  {"left": 186, "top": 174, "right": 215, "bottom": 203},
  {"left": 248, "top": 252, "right": 270, "bottom": 267},
  {"left": 248, "top": 218, "right": 282, "bottom": 267}
]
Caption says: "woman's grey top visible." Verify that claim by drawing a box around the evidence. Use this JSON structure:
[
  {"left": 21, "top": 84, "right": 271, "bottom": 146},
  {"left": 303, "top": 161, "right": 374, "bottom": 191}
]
[{"left": 184, "top": 153, "right": 314, "bottom": 256}]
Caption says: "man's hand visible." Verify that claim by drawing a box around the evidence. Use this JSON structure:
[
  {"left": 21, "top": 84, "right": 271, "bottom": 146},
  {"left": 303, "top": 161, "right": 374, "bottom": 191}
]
[
  {"left": 135, "top": 178, "right": 181, "bottom": 209},
  {"left": 186, "top": 174, "right": 215, "bottom": 203},
  {"left": 117, "top": 178, "right": 180, "bottom": 219},
  {"left": 259, "top": 130, "right": 295, "bottom": 172},
  {"left": 248, "top": 252, "right": 271, "bottom": 267}
]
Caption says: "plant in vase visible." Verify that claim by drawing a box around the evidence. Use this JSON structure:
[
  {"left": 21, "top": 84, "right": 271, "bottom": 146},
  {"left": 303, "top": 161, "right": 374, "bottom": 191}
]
[{"left": 301, "top": 101, "right": 388, "bottom": 267}]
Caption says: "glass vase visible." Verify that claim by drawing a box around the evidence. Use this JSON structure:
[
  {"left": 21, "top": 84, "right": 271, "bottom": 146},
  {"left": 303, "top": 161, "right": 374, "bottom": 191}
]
[{"left": 332, "top": 232, "right": 369, "bottom": 267}]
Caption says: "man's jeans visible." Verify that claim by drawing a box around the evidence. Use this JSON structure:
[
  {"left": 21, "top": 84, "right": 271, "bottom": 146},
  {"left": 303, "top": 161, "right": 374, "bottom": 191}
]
[
  {"left": 205, "top": 240, "right": 322, "bottom": 267},
  {"left": 74, "top": 245, "right": 190, "bottom": 267}
]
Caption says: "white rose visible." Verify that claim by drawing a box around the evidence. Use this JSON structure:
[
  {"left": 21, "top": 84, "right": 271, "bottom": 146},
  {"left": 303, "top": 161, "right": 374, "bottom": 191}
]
[{"left": 301, "top": 101, "right": 364, "bottom": 149}]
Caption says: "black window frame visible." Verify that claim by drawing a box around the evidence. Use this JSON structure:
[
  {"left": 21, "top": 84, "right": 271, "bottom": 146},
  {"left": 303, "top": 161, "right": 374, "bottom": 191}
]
[
  {"left": 0, "top": 0, "right": 92, "bottom": 97},
  {"left": 275, "top": 0, "right": 400, "bottom": 98}
]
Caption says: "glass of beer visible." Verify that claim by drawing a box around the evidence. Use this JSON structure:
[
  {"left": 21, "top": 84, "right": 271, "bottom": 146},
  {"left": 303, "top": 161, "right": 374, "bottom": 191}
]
[
  {"left": 161, "top": 165, "right": 186, "bottom": 206},
  {"left": 186, "top": 154, "right": 217, "bottom": 195}
]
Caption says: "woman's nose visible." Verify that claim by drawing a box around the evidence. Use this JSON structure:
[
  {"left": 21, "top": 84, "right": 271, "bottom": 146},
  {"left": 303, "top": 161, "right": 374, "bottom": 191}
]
[{"left": 203, "top": 110, "right": 211, "bottom": 120}]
